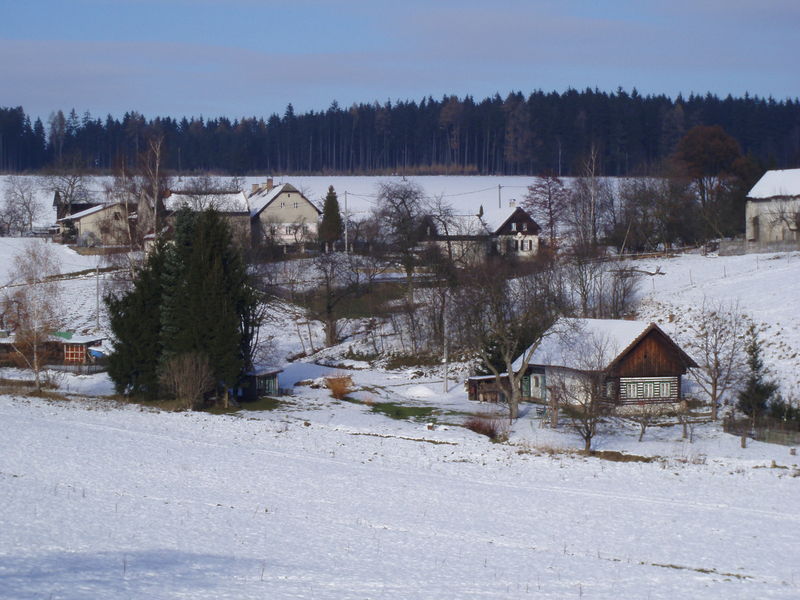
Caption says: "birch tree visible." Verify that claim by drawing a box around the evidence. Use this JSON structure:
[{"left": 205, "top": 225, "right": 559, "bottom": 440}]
[{"left": 2, "top": 242, "right": 63, "bottom": 391}]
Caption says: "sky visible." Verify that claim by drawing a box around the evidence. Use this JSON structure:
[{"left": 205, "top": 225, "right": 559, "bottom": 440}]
[{"left": 2, "top": 0, "right": 799, "bottom": 121}]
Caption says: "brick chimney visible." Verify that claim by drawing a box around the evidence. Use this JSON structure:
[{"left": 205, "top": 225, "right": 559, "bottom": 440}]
[
  {"left": 265, "top": 177, "right": 274, "bottom": 191},
  {"left": 251, "top": 183, "right": 260, "bottom": 194}
]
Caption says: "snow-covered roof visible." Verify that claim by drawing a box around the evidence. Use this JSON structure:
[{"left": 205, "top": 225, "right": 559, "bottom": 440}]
[
  {"left": 748, "top": 168, "right": 800, "bottom": 199},
  {"left": 57, "top": 203, "right": 115, "bottom": 222},
  {"left": 247, "top": 365, "right": 284, "bottom": 376},
  {"left": 166, "top": 191, "right": 248, "bottom": 212},
  {"left": 247, "top": 183, "right": 316, "bottom": 218},
  {"left": 512, "top": 318, "right": 653, "bottom": 372},
  {"left": 480, "top": 206, "right": 521, "bottom": 233}
]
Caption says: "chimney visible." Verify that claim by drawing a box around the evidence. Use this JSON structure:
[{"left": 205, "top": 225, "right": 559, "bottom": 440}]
[
  {"left": 251, "top": 183, "right": 260, "bottom": 194},
  {"left": 265, "top": 177, "right": 274, "bottom": 191},
  {"left": 508, "top": 199, "right": 516, "bottom": 208}
]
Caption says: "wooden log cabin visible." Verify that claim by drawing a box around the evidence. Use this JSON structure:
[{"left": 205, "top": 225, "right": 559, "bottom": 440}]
[{"left": 468, "top": 318, "right": 697, "bottom": 409}]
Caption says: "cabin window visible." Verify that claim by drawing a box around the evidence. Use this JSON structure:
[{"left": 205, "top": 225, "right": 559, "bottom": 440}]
[
  {"left": 626, "top": 382, "right": 638, "bottom": 398},
  {"left": 64, "top": 344, "right": 84, "bottom": 363},
  {"left": 659, "top": 381, "right": 671, "bottom": 397},
  {"left": 511, "top": 222, "right": 517, "bottom": 232},
  {"left": 533, "top": 376, "right": 540, "bottom": 388}
]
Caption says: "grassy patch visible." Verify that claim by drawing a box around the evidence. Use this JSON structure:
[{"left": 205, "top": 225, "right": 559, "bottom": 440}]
[
  {"left": 204, "top": 396, "right": 287, "bottom": 415},
  {"left": 589, "top": 450, "right": 655, "bottom": 463},
  {"left": 370, "top": 401, "right": 437, "bottom": 422}
]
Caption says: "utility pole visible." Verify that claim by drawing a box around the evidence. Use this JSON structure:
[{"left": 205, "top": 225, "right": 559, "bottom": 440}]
[
  {"left": 95, "top": 263, "right": 100, "bottom": 331},
  {"left": 498, "top": 184, "right": 502, "bottom": 208},
  {"left": 442, "top": 292, "right": 448, "bottom": 393},
  {"left": 344, "top": 190, "right": 349, "bottom": 253}
]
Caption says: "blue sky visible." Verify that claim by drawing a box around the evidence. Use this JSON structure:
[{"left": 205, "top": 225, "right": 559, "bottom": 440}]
[{"left": 2, "top": 0, "right": 799, "bottom": 121}]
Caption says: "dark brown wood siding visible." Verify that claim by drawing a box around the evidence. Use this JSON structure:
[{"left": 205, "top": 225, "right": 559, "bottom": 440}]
[{"left": 610, "top": 330, "right": 689, "bottom": 378}]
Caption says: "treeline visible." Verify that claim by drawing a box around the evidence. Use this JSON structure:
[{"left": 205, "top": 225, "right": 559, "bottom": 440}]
[{"left": 1, "top": 88, "right": 799, "bottom": 175}]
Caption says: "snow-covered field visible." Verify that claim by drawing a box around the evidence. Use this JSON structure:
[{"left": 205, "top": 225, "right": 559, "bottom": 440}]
[
  {"left": 2, "top": 175, "right": 800, "bottom": 598},
  {"left": 1, "top": 392, "right": 798, "bottom": 600}
]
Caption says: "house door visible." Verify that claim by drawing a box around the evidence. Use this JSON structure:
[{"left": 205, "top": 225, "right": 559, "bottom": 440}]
[{"left": 521, "top": 375, "right": 531, "bottom": 398}]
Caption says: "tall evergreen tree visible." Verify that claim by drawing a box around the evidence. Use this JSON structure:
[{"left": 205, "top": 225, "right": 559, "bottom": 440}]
[
  {"left": 160, "top": 209, "right": 254, "bottom": 394},
  {"left": 318, "top": 185, "right": 343, "bottom": 251},
  {"left": 105, "top": 240, "right": 168, "bottom": 397},
  {"left": 108, "top": 209, "right": 262, "bottom": 403}
]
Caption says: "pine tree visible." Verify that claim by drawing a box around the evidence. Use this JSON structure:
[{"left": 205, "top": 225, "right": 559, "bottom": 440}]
[
  {"left": 737, "top": 325, "right": 778, "bottom": 417},
  {"left": 106, "top": 240, "right": 168, "bottom": 397},
  {"left": 108, "top": 209, "right": 262, "bottom": 403},
  {"left": 160, "top": 209, "right": 252, "bottom": 394},
  {"left": 318, "top": 185, "right": 343, "bottom": 250}
]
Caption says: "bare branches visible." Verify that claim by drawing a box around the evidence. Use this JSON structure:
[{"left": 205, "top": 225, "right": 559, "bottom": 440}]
[{"left": 682, "top": 299, "right": 748, "bottom": 420}]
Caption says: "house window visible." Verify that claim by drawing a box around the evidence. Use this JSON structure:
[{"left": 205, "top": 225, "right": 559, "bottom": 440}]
[
  {"left": 293, "top": 202, "right": 299, "bottom": 209},
  {"left": 64, "top": 344, "right": 84, "bottom": 364},
  {"left": 626, "top": 382, "right": 638, "bottom": 398},
  {"left": 533, "top": 376, "right": 540, "bottom": 388},
  {"left": 659, "top": 381, "right": 671, "bottom": 397},
  {"left": 280, "top": 202, "right": 285, "bottom": 208},
  {"left": 511, "top": 222, "right": 517, "bottom": 232},
  {"left": 285, "top": 227, "right": 293, "bottom": 235}
]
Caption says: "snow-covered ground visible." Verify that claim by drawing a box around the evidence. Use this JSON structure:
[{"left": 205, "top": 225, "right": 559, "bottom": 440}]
[{"left": 1, "top": 392, "right": 799, "bottom": 600}]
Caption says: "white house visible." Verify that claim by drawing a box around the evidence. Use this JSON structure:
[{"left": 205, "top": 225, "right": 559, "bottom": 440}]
[
  {"left": 248, "top": 180, "right": 321, "bottom": 247},
  {"left": 746, "top": 168, "right": 800, "bottom": 248}
]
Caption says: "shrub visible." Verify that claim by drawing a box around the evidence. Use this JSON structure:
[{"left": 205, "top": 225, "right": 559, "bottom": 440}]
[
  {"left": 325, "top": 374, "right": 354, "bottom": 399},
  {"left": 464, "top": 416, "right": 507, "bottom": 441}
]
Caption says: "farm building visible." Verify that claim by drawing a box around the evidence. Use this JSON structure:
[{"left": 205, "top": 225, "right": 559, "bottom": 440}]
[
  {"left": 745, "top": 168, "right": 800, "bottom": 251},
  {"left": 468, "top": 318, "right": 697, "bottom": 410}
]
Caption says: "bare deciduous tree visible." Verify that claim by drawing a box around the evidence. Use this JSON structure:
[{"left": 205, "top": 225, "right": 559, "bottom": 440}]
[
  {"left": 3, "top": 176, "right": 41, "bottom": 233},
  {"left": 682, "top": 300, "right": 748, "bottom": 420},
  {"left": 159, "top": 352, "right": 215, "bottom": 410},
  {"left": 2, "top": 242, "right": 63, "bottom": 391},
  {"left": 524, "top": 173, "right": 567, "bottom": 249},
  {"left": 455, "top": 260, "right": 565, "bottom": 420},
  {"left": 550, "top": 331, "right": 613, "bottom": 453}
]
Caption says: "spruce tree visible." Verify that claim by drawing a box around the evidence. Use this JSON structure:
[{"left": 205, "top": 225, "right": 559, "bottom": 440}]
[
  {"left": 159, "top": 209, "right": 255, "bottom": 395},
  {"left": 106, "top": 240, "right": 168, "bottom": 397},
  {"left": 737, "top": 325, "right": 778, "bottom": 417},
  {"left": 108, "top": 208, "right": 262, "bottom": 402},
  {"left": 318, "top": 185, "right": 343, "bottom": 250}
]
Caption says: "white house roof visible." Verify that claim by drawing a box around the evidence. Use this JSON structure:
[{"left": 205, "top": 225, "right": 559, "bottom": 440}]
[
  {"left": 748, "top": 168, "right": 800, "bottom": 199},
  {"left": 248, "top": 183, "right": 294, "bottom": 218},
  {"left": 512, "top": 317, "right": 652, "bottom": 372},
  {"left": 166, "top": 191, "right": 248, "bottom": 212},
  {"left": 480, "top": 206, "right": 520, "bottom": 233},
  {"left": 56, "top": 203, "right": 113, "bottom": 222}
]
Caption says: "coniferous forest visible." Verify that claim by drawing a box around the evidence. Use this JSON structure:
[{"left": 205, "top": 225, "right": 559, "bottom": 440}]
[{"left": 1, "top": 89, "right": 799, "bottom": 175}]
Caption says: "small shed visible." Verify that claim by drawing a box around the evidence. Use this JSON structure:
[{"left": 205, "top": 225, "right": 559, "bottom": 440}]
[
  {"left": 51, "top": 331, "right": 105, "bottom": 365},
  {"left": 237, "top": 366, "right": 283, "bottom": 402}
]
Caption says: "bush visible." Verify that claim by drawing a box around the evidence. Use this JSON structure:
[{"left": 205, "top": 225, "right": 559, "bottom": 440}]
[
  {"left": 464, "top": 416, "right": 507, "bottom": 441},
  {"left": 325, "top": 374, "right": 354, "bottom": 399}
]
